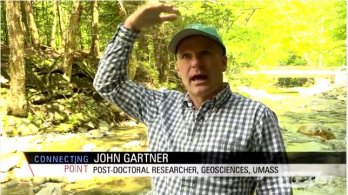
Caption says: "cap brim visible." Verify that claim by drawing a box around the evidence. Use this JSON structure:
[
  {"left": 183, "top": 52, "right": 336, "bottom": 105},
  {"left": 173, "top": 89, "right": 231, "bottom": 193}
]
[{"left": 168, "top": 29, "right": 222, "bottom": 54}]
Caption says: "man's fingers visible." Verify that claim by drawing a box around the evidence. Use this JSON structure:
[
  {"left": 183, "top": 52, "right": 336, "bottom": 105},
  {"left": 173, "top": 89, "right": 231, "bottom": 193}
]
[
  {"left": 160, "top": 4, "right": 180, "bottom": 14},
  {"left": 126, "top": 3, "right": 179, "bottom": 30},
  {"left": 158, "top": 4, "right": 180, "bottom": 22},
  {"left": 149, "top": 3, "right": 179, "bottom": 15},
  {"left": 160, "top": 14, "right": 178, "bottom": 22}
]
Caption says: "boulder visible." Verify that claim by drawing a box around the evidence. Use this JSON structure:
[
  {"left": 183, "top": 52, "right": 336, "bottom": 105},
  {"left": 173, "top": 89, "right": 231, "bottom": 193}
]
[
  {"left": 87, "top": 129, "right": 106, "bottom": 138},
  {"left": 0, "top": 154, "right": 21, "bottom": 172},
  {"left": 32, "top": 177, "right": 47, "bottom": 185},
  {"left": 35, "top": 183, "right": 62, "bottom": 195},
  {"left": 0, "top": 172, "right": 10, "bottom": 183},
  {"left": 297, "top": 125, "right": 336, "bottom": 140},
  {"left": 81, "top": 143, "right": 96, "bottom": 151},
  {"left": 98, "top": 120, "right": 110, "bottom": 131}
]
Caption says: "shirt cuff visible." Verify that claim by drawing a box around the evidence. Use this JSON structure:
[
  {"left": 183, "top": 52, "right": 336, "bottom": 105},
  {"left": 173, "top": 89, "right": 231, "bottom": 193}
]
[{"left": 113, "top": 23, "right": 139, "bottom": 44}]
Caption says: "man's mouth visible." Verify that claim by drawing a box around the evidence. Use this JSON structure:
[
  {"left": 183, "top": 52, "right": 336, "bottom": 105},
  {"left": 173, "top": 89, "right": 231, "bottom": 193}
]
[{"left": 190, "top": 74, "right": 208, "bottom": 82}]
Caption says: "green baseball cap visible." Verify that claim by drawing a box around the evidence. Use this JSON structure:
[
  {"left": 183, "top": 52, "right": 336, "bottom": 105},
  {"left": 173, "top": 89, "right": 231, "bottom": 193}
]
[{"left": 168, "top": 23, "right": 226, "bottom": 55}]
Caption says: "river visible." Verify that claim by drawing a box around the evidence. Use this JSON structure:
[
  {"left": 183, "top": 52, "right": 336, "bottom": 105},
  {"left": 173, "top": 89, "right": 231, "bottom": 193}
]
[{"left": 1, "top": 85, "right": 346, "bottom": 195}]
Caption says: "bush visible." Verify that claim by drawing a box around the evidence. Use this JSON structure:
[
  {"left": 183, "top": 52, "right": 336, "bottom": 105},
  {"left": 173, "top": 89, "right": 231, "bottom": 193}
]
[{"left": 276, "top": 78, "right": 315, "bottom": 87}]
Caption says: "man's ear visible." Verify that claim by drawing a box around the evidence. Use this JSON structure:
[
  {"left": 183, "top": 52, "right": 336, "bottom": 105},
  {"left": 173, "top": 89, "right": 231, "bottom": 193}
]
[
  {"left": 176, "top": 62, "right": 181, "bottom": 79},
  {"left": 221, "top": 55, "right": 227, "bottom": 72}
]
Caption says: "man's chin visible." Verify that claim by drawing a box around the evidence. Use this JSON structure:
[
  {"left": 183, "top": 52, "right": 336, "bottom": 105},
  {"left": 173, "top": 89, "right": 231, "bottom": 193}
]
[{"left": 188, "top": 87, "right": 212, "bottom": 97}]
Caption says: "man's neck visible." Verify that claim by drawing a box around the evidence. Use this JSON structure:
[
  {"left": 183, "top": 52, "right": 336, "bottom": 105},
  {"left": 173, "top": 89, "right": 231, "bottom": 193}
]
[{"left": 189, "top": 84, "right": 226, "bottom": 109}]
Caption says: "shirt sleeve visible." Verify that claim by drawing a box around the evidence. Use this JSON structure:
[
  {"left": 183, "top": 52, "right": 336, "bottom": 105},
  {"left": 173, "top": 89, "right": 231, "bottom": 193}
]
[
  {"left": 254, "top": 108, "right": 293, "bottom": 195},
  {"left": 93, "top": 24, "right": 161, "bottom": 124}
]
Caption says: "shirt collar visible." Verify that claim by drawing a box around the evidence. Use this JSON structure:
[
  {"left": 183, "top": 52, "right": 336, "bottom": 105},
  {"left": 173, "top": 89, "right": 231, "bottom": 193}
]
[{"left": 182, "top": 83, "right": 232, "bottom": 111}]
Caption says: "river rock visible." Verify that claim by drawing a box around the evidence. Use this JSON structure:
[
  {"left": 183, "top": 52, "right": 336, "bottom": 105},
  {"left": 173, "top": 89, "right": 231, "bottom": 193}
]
[
  {"left": 1, "top": 180, "right": 35, "bottom": 195},
  {"left": 31, "top": 94, "right": 49, "bottom": 104},
  {"left": 55, "top": 123, "right": 74, "bottom": 132},
  {"left": 77, "top": 126, "right": 88, "bottom": 133},
  {"left": 35, "top": 183, "right": 62, "bottom": 195},
  {"left": 0, "top": 137, "right": 17, "bottom": 154},
  {"left": 98, "top": 121, "right": 110, "bottom": 131},
  {"left": 48, "top": 176, "right": 66, "bottom": 183},
  {"left": 292, "top": 176, "right": 315, "bottom": 183},
  {"left": 297, "top": 125, "right": 336, "bottom": 140},
  {"left": 19, "top": 124, "right": 39, "bottom": 136},
  {"left": 123, "top": 140, "right": 141, "bottom": 149},
  {"left": 54, "top": 112, "right": 65, "bottom": 122},
  {"left": 120, "top": 120, "right": 137, "bottom": 127},
  {"left": 0, "top": 172, "right": 10, "bottom": 183},
  {"left": 86, "top": 121, "right": 95, "bottom": 129},
  {"left": 55, "top": 104, "right": 66, "bottom": 113},
  {"left": 82, "top": 143, "right": 96, "bottom": 151},
  {"left": 33, "top": 177, "right": 47, "bottom": 185},
  {"left": 0, "top": 154, "right": 21, "bottom": 172},
  {"left": 87, "top": 129, "right": 106, "bottom": 138},
  {"left": 15, "top": 136, "right": 34, "bottom": 152},
  {"left": 13, "top": 165, "right": 33, "bottom": 180}
]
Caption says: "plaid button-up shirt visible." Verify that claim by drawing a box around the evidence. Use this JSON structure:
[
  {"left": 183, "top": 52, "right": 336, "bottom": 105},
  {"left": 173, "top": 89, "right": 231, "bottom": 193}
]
[{"left": 93, "top": 25, "right": 292, "bottom": 195}]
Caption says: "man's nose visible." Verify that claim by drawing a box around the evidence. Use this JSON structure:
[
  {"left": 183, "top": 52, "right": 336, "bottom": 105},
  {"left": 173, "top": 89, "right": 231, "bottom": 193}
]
[{"left": 190, "top": 55, "right": 203, "bottom": 68}]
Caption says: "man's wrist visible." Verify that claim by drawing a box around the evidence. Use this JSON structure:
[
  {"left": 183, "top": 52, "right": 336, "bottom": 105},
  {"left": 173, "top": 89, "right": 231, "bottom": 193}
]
[
  {"left": 116, "top": 23, "right": 138, "bottom": 44},
  {"left": 124, "top": 20, "right": 141, "bottom": 33}
]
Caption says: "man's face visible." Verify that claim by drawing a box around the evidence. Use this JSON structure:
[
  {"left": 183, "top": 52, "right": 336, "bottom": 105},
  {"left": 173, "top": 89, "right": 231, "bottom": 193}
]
[{"left": 176, "top": 36, "right": 227, "bottom": 101}]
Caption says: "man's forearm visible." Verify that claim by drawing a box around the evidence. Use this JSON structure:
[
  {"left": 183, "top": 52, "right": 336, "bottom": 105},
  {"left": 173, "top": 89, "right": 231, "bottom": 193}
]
[{"left": 93, "top": 24, "right": 160, "bottom": 124}]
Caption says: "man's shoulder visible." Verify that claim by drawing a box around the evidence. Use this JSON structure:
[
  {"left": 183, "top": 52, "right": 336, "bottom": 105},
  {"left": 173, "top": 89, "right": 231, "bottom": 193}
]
[
  {"left": 158, "top": 88, "right": 184, "bottom": 100},
  {"left": 229, "top": 92, "right": 269, "bottom": 110},
  {"left": 156, "top": 89, "right": 185, "bottom": 112}
]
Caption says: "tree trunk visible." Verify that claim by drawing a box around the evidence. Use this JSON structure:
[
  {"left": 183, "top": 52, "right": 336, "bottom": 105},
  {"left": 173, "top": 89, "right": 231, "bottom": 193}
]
[
  {"left": 19, "top": 2, "right": 28, "bottom": 44},
  {"left": 304, "top": 53, "right": 313, "bottom": 66},
  {"left": 116, "top": 0, "right": 127, "bottom": 16},
  {"left": 23, "top": 0, "right": 40, "bottom": 47},
  {"left": 1, "top": 2, "right": 9, "bottom": 45},
  {"left": 62, "top": 0, "right": 82, "bottom": 81},
  {"left": 50, "top": 0, "right": 58, "bottom": 48},
  {"left": 90, "top": 0, "right": 100, "bottom": 57},
  {"left": 43, "top": 1, "right": 50, "bottom": 45},
  {"left": 6, "top": 0, "right": 28, "bottom": 117},
  {"left": 57, "top": 0, "right": 66, "bottom": 50}
]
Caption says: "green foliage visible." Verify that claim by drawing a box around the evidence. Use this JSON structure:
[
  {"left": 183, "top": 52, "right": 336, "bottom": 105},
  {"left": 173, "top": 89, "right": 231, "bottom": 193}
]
[
  {"left": 98, "top": 1, "right": 123, "bottom": 50},
  {"left": 277, "top": 78, "right": 315, "bottom": 88},
  {"left": 2, "top": 0, "right": 345, "bottom": 89},
  {"left": 280, "top": 52, "right": 307, "bottom": 66},
  {"left": 78, "top": 1, "right": 92, "bottom": 50},
  {"left": 21, "top": 91, "right": 119, "bottom": 134},
  {"left": 55, "top": 123, "right": 74, "bottom": 133},
  {"left": 2, "top": 0, "right": 345, "bottom": 136},
  {"left": 67, "top": 112, "right": 84, "bottom": 126},
  {"left": 330, "top": 1, "right": 346, "bottom": 41}
]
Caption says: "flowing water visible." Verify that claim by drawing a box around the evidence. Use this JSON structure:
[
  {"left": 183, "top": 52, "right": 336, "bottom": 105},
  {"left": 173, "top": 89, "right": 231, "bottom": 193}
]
[{"left": 1, "top": 86, "right": 346, "bottom": 194}]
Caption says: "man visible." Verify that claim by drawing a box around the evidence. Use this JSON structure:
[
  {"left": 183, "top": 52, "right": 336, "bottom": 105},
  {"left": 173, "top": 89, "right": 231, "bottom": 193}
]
[{"left": 93, "top": 3, "right": 292, "bottom": 195}]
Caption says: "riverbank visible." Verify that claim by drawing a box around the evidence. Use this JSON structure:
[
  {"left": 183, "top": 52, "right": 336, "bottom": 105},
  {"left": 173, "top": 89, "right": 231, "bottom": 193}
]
[
  {"left": 241, "top": 85, "right": 346, "bottom": 195},
  {"left": 0, "top": 85, "right": 346, "bottom": 194}
]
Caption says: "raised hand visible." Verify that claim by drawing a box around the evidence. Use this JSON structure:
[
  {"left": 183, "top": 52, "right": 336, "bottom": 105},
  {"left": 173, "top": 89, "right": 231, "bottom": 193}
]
[{"left": 124, "top": 3, "right": 179, "bottom": 32}]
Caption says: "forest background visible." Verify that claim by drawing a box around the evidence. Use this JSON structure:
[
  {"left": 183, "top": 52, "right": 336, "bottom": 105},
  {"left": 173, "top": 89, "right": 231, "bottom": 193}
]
[
  {"left": 0, "top": 0, "right": 346, "bottom": 194},
  {"left": 0, "top": 0, "right": 346, "bottom": 137}
]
